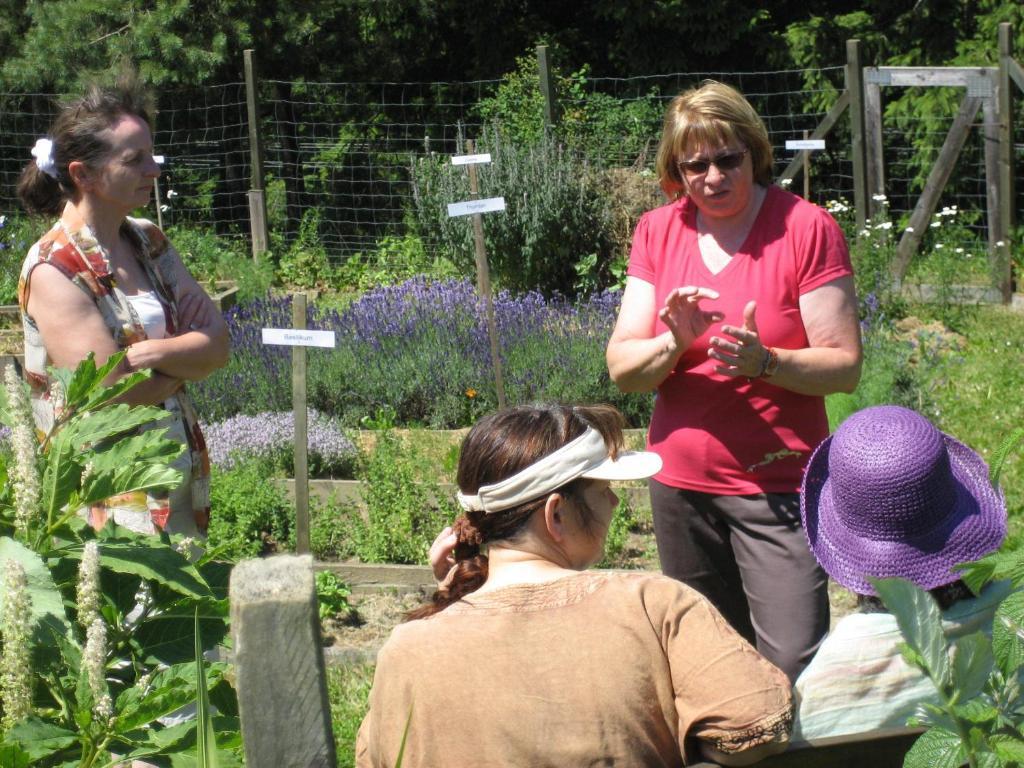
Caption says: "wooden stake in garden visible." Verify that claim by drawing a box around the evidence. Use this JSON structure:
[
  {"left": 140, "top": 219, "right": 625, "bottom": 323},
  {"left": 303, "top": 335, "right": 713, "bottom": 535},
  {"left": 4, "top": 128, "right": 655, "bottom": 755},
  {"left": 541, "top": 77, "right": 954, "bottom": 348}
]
[
  {"left": 784, "top": 136, "right": 825, "bottom": 200},
  {"left": 447, "top": 139, "right": 507, "bottom": 408},
  {"left": 261, "top": 297, "right": 336, "bottom": 554}
]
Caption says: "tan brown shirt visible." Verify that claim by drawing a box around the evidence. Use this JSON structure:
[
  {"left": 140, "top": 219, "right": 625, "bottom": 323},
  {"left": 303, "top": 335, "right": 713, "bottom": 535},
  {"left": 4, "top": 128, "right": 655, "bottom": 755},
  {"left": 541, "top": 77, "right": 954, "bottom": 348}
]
[{"left": 356, "top": 571, "right": 792, "bottom": 767}]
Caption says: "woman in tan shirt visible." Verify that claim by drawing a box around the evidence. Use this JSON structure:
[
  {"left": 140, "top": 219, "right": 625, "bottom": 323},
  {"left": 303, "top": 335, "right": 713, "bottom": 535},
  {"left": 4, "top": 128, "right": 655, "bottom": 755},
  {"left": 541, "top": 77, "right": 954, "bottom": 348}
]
[{"left": 357, "top": 404, "right": 792, "bottom": 767}]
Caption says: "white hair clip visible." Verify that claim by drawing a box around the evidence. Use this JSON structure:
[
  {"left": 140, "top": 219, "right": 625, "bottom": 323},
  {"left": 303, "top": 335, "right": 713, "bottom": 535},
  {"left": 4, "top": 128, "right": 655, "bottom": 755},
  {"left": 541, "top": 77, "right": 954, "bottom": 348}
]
[{"left": 31, "top": 137, "right": 58, "bottom": 180}]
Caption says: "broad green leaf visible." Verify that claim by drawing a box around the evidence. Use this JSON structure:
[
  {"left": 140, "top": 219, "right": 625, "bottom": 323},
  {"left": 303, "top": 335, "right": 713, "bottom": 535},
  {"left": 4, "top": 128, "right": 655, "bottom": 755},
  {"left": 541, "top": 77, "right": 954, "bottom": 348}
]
[
  {"left": 902, "top": 727, "right": 966, "bottom": 768},
  {"left": 873, "top": 577, "right": 950, "bottom": 687},
  {"left": 0, "top": 743, "right": 32, "bottom": 767},
  {"left": 87, "top": 431, "right": 183, "bottom": 468},
  {"left": 952, "top": 632, "right": 994, "bottom": 702},
  {"left": 40, "top": 428, "right": 81, "bottom": 526},
  {"left": 4, "top": 718, "right": 76, "bottom": 760},
  {"left": 133, "top": 611, "right": 230, "bottom": 666},
  {"left": 990, "top": 734, "right": 1024, "bottom": 763},
  {"left": 97, "top": 542, "right": 211, "bottom": 599},
  {"left": 116, "top": 663, "right": 227, "bottom": 731},
  {"left": 79, "top": 462, "right": 183, "bottom": 507},
  {"left": 961, "top": 548, "right": 1024, "bottom": 594},
  {"left": 972, "top": 748, "right": 1001, "bottom": 768},
  {"left": 990, "top": 427, "right": 1024, "bottom": 487},
  {"left": 65, "top": 404, "right": 174, "bottom": 448},
  {"left": 951, "top": 697, "right": 999, "bottom": 725},
  {"left": 0, "top": 537, "right": 72, "bottom": 648},
  {"left": 993, "top": 591, "right": 1024, "bottom": 678}
]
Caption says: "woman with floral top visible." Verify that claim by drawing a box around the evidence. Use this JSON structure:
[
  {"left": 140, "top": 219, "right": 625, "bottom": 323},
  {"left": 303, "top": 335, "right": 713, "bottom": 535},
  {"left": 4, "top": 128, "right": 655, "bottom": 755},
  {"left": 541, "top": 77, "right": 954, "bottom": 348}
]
[{"left": 16, "top": 78, "right": 228, "bottom": 538}]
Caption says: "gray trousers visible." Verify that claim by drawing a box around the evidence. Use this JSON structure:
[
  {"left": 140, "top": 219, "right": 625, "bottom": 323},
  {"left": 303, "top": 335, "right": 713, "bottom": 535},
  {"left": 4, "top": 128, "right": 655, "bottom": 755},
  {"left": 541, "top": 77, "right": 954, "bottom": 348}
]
[{"left": 649, "top": 480, "right": 829, "bottom": 681}]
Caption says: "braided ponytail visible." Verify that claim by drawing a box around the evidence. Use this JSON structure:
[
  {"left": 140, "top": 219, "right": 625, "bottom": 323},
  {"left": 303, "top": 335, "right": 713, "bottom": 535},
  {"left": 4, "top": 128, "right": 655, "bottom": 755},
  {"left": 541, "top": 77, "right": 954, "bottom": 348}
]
[{"left": 405, "top": 403, "right": 627, "bottom": 621}]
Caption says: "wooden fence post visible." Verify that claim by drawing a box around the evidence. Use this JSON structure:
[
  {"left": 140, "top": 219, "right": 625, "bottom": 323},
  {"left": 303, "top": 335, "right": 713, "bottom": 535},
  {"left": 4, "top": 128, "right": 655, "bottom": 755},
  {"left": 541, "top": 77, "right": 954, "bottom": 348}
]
[
  {"left": 846, "top": 39, "right": 869, "bottom": 234},
  {"left": 997, "top": 23, "right": 1016, "bottom": 302},
  {"left": 244, "top": 49, "right": 270, "bottom": 260},
  {"left": 230, "top": 554, "right": 336, "bottom": 767},
  {"left": 537, "top": 45, "right": 560, "bottom": 132},
  {"left": 292, "top": 292, "right": 310, "bottom": 554}
]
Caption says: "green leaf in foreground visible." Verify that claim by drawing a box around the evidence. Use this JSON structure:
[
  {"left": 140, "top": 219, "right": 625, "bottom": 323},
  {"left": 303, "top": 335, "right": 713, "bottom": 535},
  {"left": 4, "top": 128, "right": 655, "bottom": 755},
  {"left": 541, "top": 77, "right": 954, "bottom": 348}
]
[
  {"left": 873, "top": 577, "right": 950, "bottom": 689},
  {"left": 902, "top": 727, "right": 966, "bottom": 768}
]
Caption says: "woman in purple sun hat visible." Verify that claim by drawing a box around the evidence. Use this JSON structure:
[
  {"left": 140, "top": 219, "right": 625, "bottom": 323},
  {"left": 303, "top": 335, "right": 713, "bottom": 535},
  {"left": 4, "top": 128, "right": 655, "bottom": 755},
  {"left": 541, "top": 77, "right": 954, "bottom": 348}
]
[{"left": 793, "top": 404, "right": 1009, "bottom": 740}]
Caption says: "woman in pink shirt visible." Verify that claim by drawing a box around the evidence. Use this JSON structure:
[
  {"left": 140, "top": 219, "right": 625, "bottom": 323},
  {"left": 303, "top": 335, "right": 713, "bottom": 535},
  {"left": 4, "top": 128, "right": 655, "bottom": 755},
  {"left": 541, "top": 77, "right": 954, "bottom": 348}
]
[{"left": 606, "top": 81, "right": 862, "bottom": 680}]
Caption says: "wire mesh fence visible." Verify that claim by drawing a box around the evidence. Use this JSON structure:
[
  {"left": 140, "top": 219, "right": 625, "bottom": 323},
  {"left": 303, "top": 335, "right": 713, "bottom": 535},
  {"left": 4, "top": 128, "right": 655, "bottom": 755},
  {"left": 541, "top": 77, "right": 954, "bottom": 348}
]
[{"left": 0, "top": 62, "right": 1021, "bottom": 268}]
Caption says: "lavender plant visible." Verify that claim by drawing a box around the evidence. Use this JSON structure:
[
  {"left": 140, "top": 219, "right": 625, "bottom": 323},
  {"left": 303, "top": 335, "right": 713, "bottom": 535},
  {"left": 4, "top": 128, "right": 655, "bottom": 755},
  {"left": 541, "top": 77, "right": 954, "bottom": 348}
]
[
  {"left": 190, "top": 280, "right": 652, "bottom": 429},
  {"left": 202, "top": 410, "right": 358, "bottom": 477}
]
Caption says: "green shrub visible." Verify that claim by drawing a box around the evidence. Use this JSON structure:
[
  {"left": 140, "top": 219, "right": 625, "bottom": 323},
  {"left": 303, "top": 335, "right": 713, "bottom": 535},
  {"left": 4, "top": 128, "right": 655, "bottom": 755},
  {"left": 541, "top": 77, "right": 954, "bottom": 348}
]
[
  {"left": 335, "top": 233, "right": 460, "bottom": 292},
  {"left": 597, "top": 497, "right": 636, "bottom": 568},
  {"left": 166, "top": 224, "right": 275, "bottom": 303},
  {"left": 310, "top": 498, "right": 355, "bottom": 561},
  {"left": 0, "top": 214, "right": 42, "bottom": 304},
  {"left": 276, "top": 208, "right": 337, "bottom": 289},
  {"left": 207, "top": 459, "right": 294, "bottom": 559},
  {"left": 347, "top": 430, "right": 457, "bottom": 564},
  {"left": 409, "top": 127, "right": 617, "bottom": 296}
]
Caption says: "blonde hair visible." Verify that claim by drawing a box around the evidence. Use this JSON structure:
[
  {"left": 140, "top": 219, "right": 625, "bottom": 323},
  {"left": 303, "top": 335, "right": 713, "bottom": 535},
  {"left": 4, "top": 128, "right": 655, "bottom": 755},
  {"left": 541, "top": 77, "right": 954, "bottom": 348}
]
[{"left": 654, "top": 80, "right": 773, "bottom": 200}]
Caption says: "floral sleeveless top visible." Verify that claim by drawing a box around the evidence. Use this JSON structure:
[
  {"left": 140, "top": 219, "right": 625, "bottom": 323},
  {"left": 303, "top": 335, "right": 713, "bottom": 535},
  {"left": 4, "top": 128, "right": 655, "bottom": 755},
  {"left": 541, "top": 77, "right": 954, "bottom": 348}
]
[{"left": 18, "top": 216, "right": 211, "bottom": 537}]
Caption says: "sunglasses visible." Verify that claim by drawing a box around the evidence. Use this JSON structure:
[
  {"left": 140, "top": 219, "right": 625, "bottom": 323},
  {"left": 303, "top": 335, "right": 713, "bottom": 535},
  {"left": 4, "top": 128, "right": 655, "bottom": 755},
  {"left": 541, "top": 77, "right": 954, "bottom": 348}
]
[{"left": 676, "top": 149, "right": 748, "bottom": 176}]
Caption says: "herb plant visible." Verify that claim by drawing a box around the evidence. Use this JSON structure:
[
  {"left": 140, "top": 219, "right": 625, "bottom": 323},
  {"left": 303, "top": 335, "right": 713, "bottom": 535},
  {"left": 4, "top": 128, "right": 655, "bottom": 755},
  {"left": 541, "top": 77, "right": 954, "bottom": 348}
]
[{"left": 0, "top": 354, "right": 239, "bottom": 766}]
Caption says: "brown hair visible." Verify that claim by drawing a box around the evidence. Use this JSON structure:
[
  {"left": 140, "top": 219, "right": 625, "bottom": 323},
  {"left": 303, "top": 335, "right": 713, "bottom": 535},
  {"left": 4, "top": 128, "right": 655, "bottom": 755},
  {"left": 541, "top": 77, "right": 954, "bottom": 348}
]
[
  {"left": 17, "top": 76, "right": 155, "bottom": 218},
  {"left": 654, "top": 80, "right": 773, "bottom": 200},
  {"left": 407, "top": 403, "right": 626, "bottom": 620}
]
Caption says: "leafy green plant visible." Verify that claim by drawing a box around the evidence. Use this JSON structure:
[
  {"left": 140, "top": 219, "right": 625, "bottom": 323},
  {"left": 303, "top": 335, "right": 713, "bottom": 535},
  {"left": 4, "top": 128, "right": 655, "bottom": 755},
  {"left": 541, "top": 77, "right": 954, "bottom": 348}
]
[
  {"left": 336, "top": 233, "right": 459, "bottom": 292},
  {"left": 206, "top": 458, "right": 294, "bottom": 560},
  {"left": 309, "top": 499, "right": 354, "bottom": 561},
  {"left": 0, "top": 353, "right": 239, "bottom": 766},
  {"left": 315, "top": 570, "right": 354, "bottom": 621},
  {"left": 276, "top": 208, "right": 337, "bottom": 289},
  {"left": 409, "top": 127, "right": 617, "bottom": 296},
  {"left": 873, "top": 543, "right": 1024, "bottom": 768},
  {"left": 0, "top": 214, "right": 38, "bottom": 306},
  {"left": 597, "top": 497, "right": 635, "bottom": 568},
  {"left": 347, "top": 430, "right": 457, "bottom": 565},
  {"left": 166, "top": 225, "right": 275, "bottom": 303}
]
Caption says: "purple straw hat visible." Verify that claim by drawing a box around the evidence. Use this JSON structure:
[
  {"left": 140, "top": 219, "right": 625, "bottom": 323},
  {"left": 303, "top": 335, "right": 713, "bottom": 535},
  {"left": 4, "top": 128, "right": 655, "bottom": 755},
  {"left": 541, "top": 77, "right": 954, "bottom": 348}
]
[{"left": 801, "top": 405, "right": 1006, "bottom": 596}]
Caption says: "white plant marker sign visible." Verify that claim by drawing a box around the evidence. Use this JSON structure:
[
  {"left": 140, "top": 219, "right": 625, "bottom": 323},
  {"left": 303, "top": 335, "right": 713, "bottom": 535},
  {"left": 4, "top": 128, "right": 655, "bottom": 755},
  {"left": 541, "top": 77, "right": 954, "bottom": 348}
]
[
  {"left": 449, "top": 140, "right": 507, "bottom": 408},
  {"left": 786, "top": 134, "right": 826, "bottom": 199},
  {"left": 261, "top": 295, "right": 337, "bottom": 554}
]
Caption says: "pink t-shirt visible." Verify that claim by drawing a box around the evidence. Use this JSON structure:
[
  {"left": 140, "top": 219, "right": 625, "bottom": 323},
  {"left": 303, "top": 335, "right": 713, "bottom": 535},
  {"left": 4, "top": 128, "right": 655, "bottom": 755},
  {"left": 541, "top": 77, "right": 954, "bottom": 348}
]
[{"left": 627, "top": 186, "right": 853, "bottom": 494}]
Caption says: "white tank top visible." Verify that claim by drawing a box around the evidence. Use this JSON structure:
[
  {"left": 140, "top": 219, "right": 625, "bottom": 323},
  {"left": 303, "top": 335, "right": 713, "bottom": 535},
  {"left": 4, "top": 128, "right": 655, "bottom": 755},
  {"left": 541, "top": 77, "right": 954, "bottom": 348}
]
[{"left": 125, "top": 290, "right": 168, "bottom": 340}]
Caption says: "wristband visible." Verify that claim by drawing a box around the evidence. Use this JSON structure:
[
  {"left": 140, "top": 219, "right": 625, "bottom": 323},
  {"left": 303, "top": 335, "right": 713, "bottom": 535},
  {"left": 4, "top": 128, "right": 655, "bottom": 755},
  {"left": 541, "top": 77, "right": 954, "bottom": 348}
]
[{"left": 761, "top": 347, "right": 780, "bottom": 378}]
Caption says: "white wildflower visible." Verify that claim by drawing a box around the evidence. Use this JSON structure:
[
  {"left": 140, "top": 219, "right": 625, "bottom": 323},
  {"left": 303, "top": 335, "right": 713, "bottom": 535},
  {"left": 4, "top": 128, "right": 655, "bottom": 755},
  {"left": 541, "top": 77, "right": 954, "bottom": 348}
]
[
  {"left": 4, "top": 365, "right": 40, "bottom": 538},
  {"left": 85, "top": 618, "right": 113, "bottom": 723},
  {"left": 876, "top": 221, "right": 893, "bottom": 230},
  {"left": 0, "top": 215, "right": 6, "bottom": 227},
  {"left": 160, "top": 204, "right": 170, "bottom": 213},
  {"left": 956, "top": 247, "right": 964, "bottom": 253},
  {"left": 872, "top": 193, "right": 888, "bottom": 202},
  {"left": 905, "top": 226, "right": 914, "bottom": 233},
  {"left": 1, "top": 560, "right": 33, "bottom": 730},
  {"left": 996, "top": 240, "right": 1006, "bottom": 248},
  {"left": 779, "top": 178, "right": 793, "bottom": 187},
  {"left": 931, "top": 221, "right": 941, "bottom": 228},
  {"left": 166, "top": 190, "right": 178, "bottom": 199},
  {"left": 47, "top": 379, "right": 65, "bottom": 421},
  {"left": 936, "top": 243, "right": 944, "bottom": 249},
  {"left": 77, "top": 541, "right": 101, "bottom": 631}
]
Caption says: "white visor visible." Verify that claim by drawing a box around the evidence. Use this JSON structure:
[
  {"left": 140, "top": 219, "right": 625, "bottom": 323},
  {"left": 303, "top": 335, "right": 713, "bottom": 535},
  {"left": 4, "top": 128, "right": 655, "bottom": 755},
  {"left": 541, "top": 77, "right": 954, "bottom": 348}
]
[{"left": 456, "top": 427, "right": 662, "bottom": 514}]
